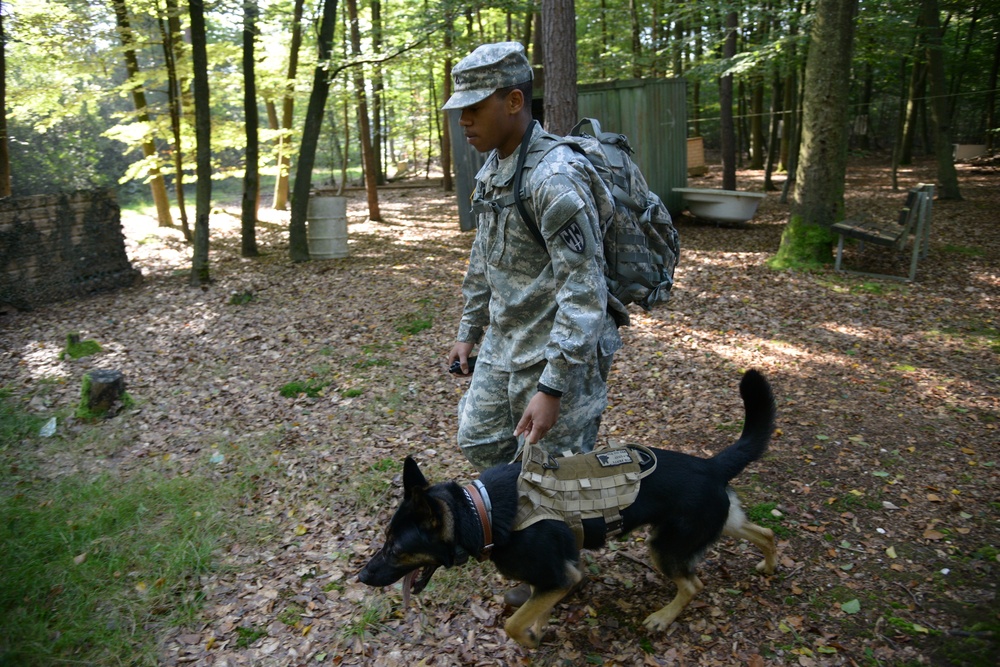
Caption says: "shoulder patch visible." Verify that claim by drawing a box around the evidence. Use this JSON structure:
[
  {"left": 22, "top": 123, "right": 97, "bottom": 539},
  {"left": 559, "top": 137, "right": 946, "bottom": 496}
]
[{"left": 558, "top": 222, "right": 587, "bottom": 254}]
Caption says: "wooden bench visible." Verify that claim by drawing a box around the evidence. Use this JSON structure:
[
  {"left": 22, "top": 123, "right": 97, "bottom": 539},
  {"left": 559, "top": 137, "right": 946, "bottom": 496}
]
[{"left": 832, "top": 183, "right": 934, "bottom": 282}]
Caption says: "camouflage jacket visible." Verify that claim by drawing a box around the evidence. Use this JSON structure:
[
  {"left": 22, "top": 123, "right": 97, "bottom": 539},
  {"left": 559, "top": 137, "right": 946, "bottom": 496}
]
[{"left": 457, "top": 124, "right": 622, "bottom": 392}]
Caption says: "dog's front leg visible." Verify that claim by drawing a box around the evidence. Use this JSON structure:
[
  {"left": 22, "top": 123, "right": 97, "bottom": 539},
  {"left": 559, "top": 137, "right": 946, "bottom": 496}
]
[
  {"left": 643, "top": 574, "right": 704, "bottom": 632},
  {"left": 504, "top": 586, "right": 568, "bottom": 648}
]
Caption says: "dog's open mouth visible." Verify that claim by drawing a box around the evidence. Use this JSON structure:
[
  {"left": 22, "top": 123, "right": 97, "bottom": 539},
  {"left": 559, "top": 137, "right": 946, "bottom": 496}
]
[{"left": 401, "top": 566, "right": 439, "bottom": 608}]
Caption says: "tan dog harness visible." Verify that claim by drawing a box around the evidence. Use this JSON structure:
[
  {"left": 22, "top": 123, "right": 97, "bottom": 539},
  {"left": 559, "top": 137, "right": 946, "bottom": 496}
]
[{"left": 514, "top": 443, "right": 657, "bottom": 548}]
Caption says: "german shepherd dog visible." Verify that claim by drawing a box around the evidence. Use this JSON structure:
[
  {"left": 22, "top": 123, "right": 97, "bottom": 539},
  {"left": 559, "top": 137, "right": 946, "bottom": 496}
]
[{"left": 359, "top": 370, "right": 777, "bottom": 648}]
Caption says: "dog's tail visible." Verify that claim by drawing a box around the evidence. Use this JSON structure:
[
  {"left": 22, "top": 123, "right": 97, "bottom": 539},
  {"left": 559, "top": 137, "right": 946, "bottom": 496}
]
[{"left": 711, "top": 370, "right": 776, "bottom": 482}]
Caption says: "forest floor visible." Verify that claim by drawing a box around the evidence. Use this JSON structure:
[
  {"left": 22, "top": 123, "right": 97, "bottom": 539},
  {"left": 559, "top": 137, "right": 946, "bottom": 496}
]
[{"left": 1, "top": 155, "right": 997, "bottom": 666}]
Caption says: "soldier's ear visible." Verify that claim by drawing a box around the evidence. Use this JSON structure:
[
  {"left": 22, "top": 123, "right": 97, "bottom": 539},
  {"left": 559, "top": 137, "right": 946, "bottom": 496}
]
[{"left": 505, "top": 88, "right": 525, "bottom": 115}]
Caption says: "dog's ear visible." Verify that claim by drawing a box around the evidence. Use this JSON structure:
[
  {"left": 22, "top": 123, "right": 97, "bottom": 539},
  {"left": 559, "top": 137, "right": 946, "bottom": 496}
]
[{"left": 402, "top": 456, "right": 429, "bottom": 498}]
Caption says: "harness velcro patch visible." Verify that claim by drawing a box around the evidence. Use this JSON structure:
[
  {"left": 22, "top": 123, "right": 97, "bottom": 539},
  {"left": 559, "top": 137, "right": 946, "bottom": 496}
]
[{"left": 595, "top": 449, "right": 633, "bottom": 467}]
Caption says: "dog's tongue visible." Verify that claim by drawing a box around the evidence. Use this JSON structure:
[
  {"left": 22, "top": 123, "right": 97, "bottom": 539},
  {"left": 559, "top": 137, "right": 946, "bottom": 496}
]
[{"left": 401, "top": 570, "right": 418, "bottom": 608}]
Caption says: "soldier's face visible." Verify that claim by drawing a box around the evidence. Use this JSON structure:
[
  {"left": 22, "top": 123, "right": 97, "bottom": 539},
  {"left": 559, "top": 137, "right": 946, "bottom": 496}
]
[{"left": 459, "top": 90, "right": 522, "bottom": 158}]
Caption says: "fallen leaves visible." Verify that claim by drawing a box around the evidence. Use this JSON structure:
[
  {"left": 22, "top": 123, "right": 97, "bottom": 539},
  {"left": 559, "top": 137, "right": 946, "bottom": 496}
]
[{"left": 2, "top": 161, "right": 998, "bottom": 666}]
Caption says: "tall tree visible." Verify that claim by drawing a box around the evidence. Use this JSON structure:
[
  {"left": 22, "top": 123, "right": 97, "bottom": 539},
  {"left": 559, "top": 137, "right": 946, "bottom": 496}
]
[
  {"left": 371, "top": 0, "right": 385, "bottom": 185},
  {"left": 542, "top": 0, "right": 578, "bottom": 135},
  {"left": 771, "top": 0, "right": 859, "bottom": 270},
  {"left": 720, "top": 11, "right": 738, "bottom": 190},
  {"left": 0, "top": 10, "right": 10, "bottom": 197},
  {"left": 288, "top": 0, "right": 340, "bottom": 262},
  {"left": 273, "top": 0, "right": 304, "bottom": 211},
  {"left": 158, "top": 0, "right": 190, "bottom": 241},
  {"left": 440, "top": 5, "right": 454, "bottom": 192},
  {"left": 921, "top": 0, "right": 961, "bottom": 200},
  {"left": 188, "top": 0, "right": 211, "bottom": 286},
  {"left": 241, "top": 0, "right": 260, "bottom": 257},
  {"left": 346, "top": 0, "right": 382, "bottom": 221},
  {"left": 111, "top": 0, "right": 174, "bottom": 228}
]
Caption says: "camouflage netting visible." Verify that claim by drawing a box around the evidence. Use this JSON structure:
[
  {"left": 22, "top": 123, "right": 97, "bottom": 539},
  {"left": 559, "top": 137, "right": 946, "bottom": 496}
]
[{"left": 0, "top": 190, "right": 141, "bottom": 310}]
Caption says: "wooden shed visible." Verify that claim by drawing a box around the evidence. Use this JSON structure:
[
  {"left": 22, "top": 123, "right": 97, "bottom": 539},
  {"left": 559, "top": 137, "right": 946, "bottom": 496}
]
[{"left": 449, "top": 77, "right": 688, "bottom": 232}]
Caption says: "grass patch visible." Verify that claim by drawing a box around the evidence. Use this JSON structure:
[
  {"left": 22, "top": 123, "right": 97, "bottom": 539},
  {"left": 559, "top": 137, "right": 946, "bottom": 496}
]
[
  {"left": 234, "top": 625, "right": 268, "bottom": 648},
  {"left": 0, "top": 389, "right": 47, "bottom": 445},
  {"left": 338, "top": 597, "right": 389, "bottom": 643},
  {"left": 228, "top": 290, "right": 256, "bottom": 306},
  {"left": 396, "top": 313, "right": 434, "bottom": 337},
  {"left": 279, "top": 379, "right": 329, "bottom": 398},
  {"left": 0, "top": 392, "right": 255, "bottom": 666},
  {"left": 341, "top": 388, "right": 363, "bottom": 398},
  {"left": 60, "top": 333, "right": 102, "bottom": 360},
  {"left": 942, "top": 244, "right": 985, "bottom": 257},
  {"left": 351, "top": 458, "right": 402, "bottom": 512},
  {"left": 0, "top": 470, "right": 238, "bottom": 666},
  {"left": 745, "top": 501, "right": 792, "bottom": 538}
]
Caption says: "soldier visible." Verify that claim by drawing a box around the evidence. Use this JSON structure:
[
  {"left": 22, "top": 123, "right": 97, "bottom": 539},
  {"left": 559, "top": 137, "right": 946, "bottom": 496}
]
[{"left": 444, "top": 42, "right": 620, "bottom": 479}]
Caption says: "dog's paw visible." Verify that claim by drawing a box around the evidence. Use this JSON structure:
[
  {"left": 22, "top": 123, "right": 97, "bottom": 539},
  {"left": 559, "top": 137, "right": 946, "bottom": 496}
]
[
  {"left": 505, "top": 619, "right": 542, "bottom": 649},
  {"left": 509, "top": 628, "right": 541, "bottom": 649},
  {"left": 756, "top": 558, "right": 776, "bottom": 575},
  {"left": 642, "top": 610, "right": 678, "bottom": 632}
]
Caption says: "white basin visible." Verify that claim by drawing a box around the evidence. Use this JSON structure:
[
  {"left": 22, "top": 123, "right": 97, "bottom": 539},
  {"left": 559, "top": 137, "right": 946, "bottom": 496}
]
[{"left": 673, "top": 187, "right": 766, "bottom": 223}]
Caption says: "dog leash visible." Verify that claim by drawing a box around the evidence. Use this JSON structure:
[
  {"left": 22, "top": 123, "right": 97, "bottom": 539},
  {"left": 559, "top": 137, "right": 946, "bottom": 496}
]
[{"left": 463, "top": 479, "right": 494, "bottom": 561}]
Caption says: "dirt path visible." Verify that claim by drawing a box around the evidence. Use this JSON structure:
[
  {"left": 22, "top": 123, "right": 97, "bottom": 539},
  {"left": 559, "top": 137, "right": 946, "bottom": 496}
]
[{"left": 1, "top": 157, "right": 997, "bottom": 666}]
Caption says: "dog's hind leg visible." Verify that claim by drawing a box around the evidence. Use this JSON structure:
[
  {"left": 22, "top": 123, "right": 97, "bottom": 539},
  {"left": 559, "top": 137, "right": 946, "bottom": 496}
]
[
  {"left": 642, "top": 574, "right": 704, "bottom": 632},
  {"left": 504, "top": 564, "right": 581, "bottom": 648},
  {"left": 722, "top": 492, "right": 777, "bottom": 574}
]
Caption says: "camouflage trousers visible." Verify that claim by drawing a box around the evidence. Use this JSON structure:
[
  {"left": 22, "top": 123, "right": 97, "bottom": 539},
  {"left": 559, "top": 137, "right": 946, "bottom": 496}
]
[{"left": 457, "top": 356, "right": 613, "bottom": 471}]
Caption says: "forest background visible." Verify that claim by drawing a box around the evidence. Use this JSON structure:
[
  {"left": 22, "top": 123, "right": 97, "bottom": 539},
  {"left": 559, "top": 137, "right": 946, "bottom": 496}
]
[{"left": 3, "top": 0, "right": 997, "bottom": 216}]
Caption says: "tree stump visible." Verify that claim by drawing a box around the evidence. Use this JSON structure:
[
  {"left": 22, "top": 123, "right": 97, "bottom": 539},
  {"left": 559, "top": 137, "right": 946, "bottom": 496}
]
[{"left": 81, "top": 369, "right": 126, "bottom": 418}]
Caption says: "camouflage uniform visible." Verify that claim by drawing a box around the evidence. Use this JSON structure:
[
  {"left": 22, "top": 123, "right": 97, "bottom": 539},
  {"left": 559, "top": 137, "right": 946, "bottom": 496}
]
[{"left": 444, "top": 43, "right": 621, "bottom": 471}]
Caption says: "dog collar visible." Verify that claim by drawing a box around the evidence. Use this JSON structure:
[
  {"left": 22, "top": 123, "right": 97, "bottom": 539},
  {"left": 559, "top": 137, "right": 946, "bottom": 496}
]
[{"left": 463, "top": 479, "right": 494, "bottom": 561}]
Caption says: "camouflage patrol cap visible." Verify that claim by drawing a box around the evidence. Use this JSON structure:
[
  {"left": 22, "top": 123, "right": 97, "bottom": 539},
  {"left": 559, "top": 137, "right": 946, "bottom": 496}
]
[{"left": 442, "top": 42, "right": 532, "bottom": 111}]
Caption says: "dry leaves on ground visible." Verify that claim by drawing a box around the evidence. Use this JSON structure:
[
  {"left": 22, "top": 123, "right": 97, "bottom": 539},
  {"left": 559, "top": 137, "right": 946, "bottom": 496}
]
[{"left": 0, "top": 157, "right": 997, "bottom": 666}]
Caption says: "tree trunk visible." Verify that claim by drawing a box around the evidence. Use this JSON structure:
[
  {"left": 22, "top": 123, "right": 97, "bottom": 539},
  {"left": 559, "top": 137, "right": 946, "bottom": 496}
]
[
  {"left": 764, "top": 70, "right": 783, "bottom": 191},
  {"left": 289, "top": 0, "right": 340, "bottom": 262},
  {"left": 720, "top": 11, "right": 737, "bottom": 191},
  {"left": 188, "top": 0, "right": 212, "bottom": 285},
  {"left": 772, "top": 0, "right": 858, "bottom": 270},
  {"left": 628, "top": 0, "right": 641, "bottom": 78},
  {"left": 274, "top": 0, "right": 304, "bottom": 211},
  {"left": 158, "top": 1, "right": 191, "bottom": 241},
  {"left": 986, "top": 29, "right": 1000, "bottom": 151},
  {"left": 542, "top": 0, "right": 578, "bottom": 135},
  {"left": 921, "top": 0, "right": 961, "bottom": 200},
  {"left": 112, "top": 0, "right": 174, "bottom": 229},
  {"left": 371, "top": 0, "right": 385, "bottom": 185},
  {"left": 749, "top": 78, "right": 765, "bottom": 169},
  {"left": 346, "top": 0, "right": 382, "bottom": 222},
  {"left": 241, "top": 0, "right": 260, "bottom": 257},
  {"left": 900, "top": 59, "right": 926, "bottom": 165},
  {"left": 440, "top": 10, "right": 454, "bottom": 192},
  {"left": 0, "top": 12, "right": 10, "bottom": 197}
]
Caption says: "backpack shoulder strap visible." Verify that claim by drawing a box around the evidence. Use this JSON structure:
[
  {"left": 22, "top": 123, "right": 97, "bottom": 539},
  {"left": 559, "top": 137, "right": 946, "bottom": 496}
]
[{"left": 514, "top": 121, "right": 586, "bottom": 249}]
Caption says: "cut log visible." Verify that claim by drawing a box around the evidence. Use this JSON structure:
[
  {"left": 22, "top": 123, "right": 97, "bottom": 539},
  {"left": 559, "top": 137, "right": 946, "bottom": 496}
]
[{"left": 83, "top": 369, "right": 126, "bottom": 416}]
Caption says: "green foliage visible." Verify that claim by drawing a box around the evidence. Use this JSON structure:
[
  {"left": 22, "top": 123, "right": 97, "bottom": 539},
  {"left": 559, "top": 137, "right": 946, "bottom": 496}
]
[
  {"left": 235, "top": 625, "right": 268, "bottom": 648},
  {"left": 279, "top": 379, "right": 329, "bottom": 398},
  {"left": 0, "top": 470, "right": 235, "bottom": 666},
  {"left": 60, "top": 334, "right": 102, "bottom": 360},
  {"left": 746, "top": 502, "right": 791, "bottom": 538},
  {"left": 943, "top": 244, "right": 985, "bottom": 257},
  {"left": 396, "top": 313, "right": 433, "bottom": 336},
  {"left": 229, "top": 290, "right": 256, "bottom": 306},
  {"left": 768, "top": 215, "right": 835, "bottom": 272},
  {"left": 0, "top": 389, "right": 47, "bottom": 446}
]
